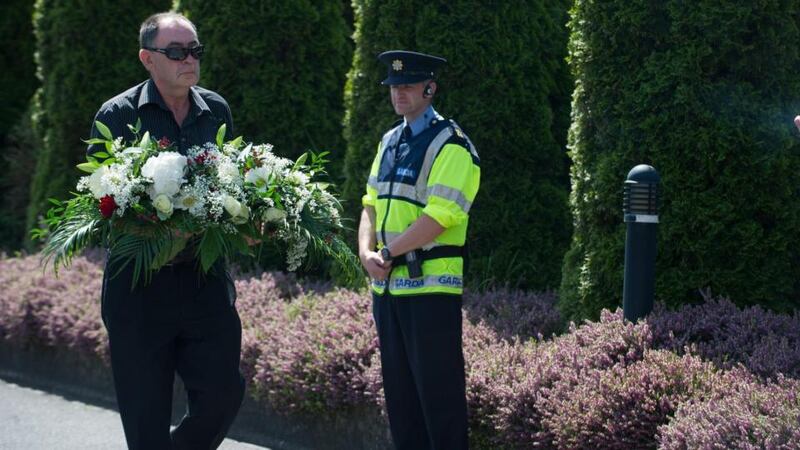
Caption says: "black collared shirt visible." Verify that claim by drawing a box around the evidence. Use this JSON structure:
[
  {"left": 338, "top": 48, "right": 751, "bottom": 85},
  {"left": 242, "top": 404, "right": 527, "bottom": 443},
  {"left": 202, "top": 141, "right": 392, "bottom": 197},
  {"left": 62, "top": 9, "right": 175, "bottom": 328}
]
[{"left": 87, "top": 78, "right": 233, "bottom": 156}]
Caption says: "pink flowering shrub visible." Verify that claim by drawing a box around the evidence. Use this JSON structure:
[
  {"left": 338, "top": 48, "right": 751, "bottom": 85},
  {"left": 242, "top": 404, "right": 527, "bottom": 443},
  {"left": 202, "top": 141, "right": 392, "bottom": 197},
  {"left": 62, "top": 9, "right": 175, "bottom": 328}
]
[
  {"left": 542, "top": 350, "right": 723, "bottom": 449},
  {"left": 649, "top": 297, "right": 800, "bottom": 378},
  {"left": 485, "top": 309, "right": 654, "bottom": 448},
  {"left": 658, "top": 375, "right": 800, "bottom": 449},
  {"left": 463, "top": 288, "right": 563, "bottom": 341},
  {"left": 0, "top": 252, "right": 107, "bottom": 362},
  {"left": 2, "top": 252, "right": 799, "bottom": 449}
]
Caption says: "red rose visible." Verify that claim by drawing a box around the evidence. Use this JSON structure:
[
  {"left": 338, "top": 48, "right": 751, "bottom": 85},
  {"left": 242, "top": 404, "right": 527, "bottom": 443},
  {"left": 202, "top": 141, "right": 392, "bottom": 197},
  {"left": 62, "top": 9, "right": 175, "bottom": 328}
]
[
  {"left": 99, "top": 195, "right": 117, "bottom": 218},
  {"left": 157, "top": 137, "right": 171, "bottom": 149}
]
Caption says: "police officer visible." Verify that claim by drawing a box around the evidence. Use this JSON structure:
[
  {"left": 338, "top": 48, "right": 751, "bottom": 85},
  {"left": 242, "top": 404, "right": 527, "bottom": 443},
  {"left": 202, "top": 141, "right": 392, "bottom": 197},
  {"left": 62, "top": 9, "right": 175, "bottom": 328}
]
[{"left": 358, "top": 50, "right": 481, "bottom": 450}]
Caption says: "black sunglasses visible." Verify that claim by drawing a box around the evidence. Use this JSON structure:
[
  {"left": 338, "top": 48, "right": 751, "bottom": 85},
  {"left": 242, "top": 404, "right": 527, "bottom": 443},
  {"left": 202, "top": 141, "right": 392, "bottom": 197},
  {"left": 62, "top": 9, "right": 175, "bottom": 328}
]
[{"left": 143, "top": 45, "right": 204, "bottom": 61}]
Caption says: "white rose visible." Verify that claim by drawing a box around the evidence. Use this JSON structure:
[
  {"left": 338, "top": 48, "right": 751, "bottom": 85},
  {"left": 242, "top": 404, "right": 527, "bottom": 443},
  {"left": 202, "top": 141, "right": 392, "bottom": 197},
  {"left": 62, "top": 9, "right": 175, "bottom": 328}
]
[
  {"left": 263, "top": 207, "right": 287, "bottom": 223},
  {"left": 153, "top": 194, "right": 174, "bottom": 218},
  {"left": 222, "top": 194, "right": 242, "bottom": 218},
  {"left": 86, "top": 166, "right": 111, "bottom": 199},
  {"left": 232, "top": 205, "right": 250, "bottom": 225},
  {"left": 141, "top": 152, "right": 187, "bottom": 199}
]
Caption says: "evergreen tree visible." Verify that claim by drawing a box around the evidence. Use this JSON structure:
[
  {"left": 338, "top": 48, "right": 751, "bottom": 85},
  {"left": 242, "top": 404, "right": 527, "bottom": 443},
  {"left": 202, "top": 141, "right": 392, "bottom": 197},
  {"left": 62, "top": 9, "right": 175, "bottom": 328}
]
[
  {"left": 174, "top": 0, "right": 352, "bottom": 163},
  {"left": 343, "top": 0, "right": 574, "bottom": 290},
  {"left": 26, "top": 0, "right": 170, "bottom": 237},
  {"left": 561, "top": 0, "right": 800, "bottom": 320},
  {"left": 0, "top": 0, "right": 38, "bottom": 249}
]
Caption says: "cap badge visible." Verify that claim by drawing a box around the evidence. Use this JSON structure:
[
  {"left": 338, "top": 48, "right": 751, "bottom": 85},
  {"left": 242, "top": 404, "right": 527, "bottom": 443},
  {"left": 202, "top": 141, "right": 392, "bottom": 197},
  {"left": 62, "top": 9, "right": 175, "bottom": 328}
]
[{"left": 392, "top": 59, "right": 403, "bottom": 71}]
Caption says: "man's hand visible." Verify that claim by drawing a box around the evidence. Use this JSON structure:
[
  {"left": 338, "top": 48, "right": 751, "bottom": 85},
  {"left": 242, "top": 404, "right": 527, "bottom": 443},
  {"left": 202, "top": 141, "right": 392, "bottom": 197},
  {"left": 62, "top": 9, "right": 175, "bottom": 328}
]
[
  {"left": 794, "top": 116, "right": 800, "bottom": 133},
  {"left": 360, "top": 250, "right": 392, "bottom": 281}
]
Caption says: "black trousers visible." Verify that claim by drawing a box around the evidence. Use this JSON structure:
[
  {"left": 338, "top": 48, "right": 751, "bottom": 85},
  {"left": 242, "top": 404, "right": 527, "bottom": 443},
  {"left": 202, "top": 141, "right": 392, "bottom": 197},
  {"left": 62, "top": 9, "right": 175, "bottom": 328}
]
[
  {"left": 101, "top": 260, "right": 245, "bottom": 450},
  {"left": 372, "top": 292, "right": 468, "bottom": 450}
]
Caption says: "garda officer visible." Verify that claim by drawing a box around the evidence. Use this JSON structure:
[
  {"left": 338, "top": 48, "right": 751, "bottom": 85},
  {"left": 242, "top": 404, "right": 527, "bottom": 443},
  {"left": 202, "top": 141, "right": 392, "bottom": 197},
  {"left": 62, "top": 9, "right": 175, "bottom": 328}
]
[{"left": 357, "top": 50, "right": 481, "bottom": 450}]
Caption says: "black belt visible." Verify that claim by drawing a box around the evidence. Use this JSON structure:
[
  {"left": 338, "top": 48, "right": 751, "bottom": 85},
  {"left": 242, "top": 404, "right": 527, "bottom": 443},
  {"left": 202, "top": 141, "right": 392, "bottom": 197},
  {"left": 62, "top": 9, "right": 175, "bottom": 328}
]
[{"left": 391, "top": 245, "right": 464, "bottom": 267}]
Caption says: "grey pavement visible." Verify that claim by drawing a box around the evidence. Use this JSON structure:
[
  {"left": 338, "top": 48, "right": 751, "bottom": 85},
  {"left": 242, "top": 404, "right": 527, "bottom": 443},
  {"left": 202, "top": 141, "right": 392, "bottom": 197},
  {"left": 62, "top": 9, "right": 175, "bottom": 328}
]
[{"left": 0, "top": 378, "right": 268, "bottom": 450}]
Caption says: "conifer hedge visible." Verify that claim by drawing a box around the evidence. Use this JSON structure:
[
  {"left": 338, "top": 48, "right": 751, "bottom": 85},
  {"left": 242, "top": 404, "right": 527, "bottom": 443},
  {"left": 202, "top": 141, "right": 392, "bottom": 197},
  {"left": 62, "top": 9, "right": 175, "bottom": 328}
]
[
  {"left": 342, "top": 0, "right": 573, "bottom": 290},
  {"left": 174, "top": 0, "right": 352, "bottom": 163},
  {"left": 561, "top": 1, "right": 800, "bottom": 320},
  {"left": 26, "top": 0, "right": 170, "bottom": 235},
  {"left": 0, "top": 0, "right": 37, "bottom": 141},
  {"left": 0, "top": 0, "right": 37, "bottom": 250}
]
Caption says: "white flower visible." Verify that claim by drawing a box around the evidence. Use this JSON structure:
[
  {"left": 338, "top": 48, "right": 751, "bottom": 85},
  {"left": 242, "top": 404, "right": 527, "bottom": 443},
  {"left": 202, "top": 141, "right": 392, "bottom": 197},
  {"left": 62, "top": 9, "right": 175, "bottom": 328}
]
[
  {"left": 153, "top": 194, "right": 174, "bottom": 218},
  {"left": 216, "top": 160, "right": 241, "bottom": 186},
  {"left": 174, "top": 187, "right": 204, "bottom": 216},
  {"left": 263, "top": 207, "right": 287, "bottom": 223},
  {"left": 141, "top": 152, "right": 187, "bottom": 199},
  {"left": 286, "top": 171, "right": 309, "bottom": 186},
  {"left": 244, "top": 167, "right": 272, "bottom": 187},
  {"left": 232, "top": 205, "right": 250, "bottom": 225},
  {"left": 222, "top": 194, "right": 242, "bottom": 218},
  {"left": 85, "top": 166, "right": 112, "bottom": 199}
]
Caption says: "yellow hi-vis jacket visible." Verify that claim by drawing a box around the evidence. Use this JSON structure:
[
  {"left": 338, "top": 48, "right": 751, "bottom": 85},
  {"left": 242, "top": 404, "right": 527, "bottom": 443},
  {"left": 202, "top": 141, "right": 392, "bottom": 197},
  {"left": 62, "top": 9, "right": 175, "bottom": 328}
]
[{"left": 362, "top": 117, "right": 481, "bottom": 296}]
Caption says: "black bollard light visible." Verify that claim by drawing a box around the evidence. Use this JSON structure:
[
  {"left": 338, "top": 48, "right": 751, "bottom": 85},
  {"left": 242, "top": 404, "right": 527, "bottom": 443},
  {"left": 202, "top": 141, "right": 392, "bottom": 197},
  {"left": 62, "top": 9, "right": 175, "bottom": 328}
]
[{"left": 622, "top": 164, "right": 660, "bottom": 322}]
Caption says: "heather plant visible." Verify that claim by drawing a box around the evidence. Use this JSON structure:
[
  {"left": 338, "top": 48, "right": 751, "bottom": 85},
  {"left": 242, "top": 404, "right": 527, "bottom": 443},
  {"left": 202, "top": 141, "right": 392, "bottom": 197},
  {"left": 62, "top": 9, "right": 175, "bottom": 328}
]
[
  {"left": 0, "top": 252, "right": 106, "bottom": 361},
  {"left": 649, "top": 297, "right": 800, "bottom": 378},
  {"left": 3, "top": 252, "right": 800, "bottom": 449},
  {"left": 542, "top": 350, "right": 722, "bottom": 450},
  {"left": 246, "top": 287, "right": 379, "bottom": 414},
  {"left": 658, "top": 375, "right": 800, "bottom": 450},
  {"left": 463, "top": 289, "right": 564, "bottom": 342},
  {"left": 489, "top": 309, "right": 654, "bottom": 448}
]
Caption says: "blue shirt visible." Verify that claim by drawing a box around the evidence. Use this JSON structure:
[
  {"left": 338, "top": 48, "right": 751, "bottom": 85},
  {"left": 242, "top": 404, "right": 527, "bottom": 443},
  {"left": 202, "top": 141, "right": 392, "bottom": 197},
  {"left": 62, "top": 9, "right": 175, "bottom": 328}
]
[{"left": 403, "top": 105, "right": 441, "bottom": 138}]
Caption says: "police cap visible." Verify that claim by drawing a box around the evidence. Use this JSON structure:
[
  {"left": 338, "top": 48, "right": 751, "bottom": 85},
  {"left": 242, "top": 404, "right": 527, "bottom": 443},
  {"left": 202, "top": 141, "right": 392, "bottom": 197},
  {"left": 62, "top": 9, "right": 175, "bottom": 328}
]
[{"left": 378, "top": 50, "right": 447, "bottom": 85}]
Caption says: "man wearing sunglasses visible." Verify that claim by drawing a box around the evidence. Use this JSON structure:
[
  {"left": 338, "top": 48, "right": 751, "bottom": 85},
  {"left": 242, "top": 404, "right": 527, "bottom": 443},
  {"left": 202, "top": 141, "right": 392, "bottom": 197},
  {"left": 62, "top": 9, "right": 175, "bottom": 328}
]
[{"left": 86, "top": 12, "right": 243, "bottom": 450}]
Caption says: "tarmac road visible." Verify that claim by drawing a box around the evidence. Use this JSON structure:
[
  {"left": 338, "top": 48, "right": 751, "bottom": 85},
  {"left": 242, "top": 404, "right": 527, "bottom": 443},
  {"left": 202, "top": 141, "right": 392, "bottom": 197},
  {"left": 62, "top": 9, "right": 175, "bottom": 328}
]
[{"left": 0, "top": 377, "right": 268, "bottom": 450}]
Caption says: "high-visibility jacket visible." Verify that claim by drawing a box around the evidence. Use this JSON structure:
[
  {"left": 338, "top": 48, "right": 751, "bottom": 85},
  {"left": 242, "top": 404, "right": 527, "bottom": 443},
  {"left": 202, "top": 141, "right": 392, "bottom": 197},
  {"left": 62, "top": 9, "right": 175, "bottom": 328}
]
[{"left": 362, "top": 116, "right": 481, "bottom": 296}]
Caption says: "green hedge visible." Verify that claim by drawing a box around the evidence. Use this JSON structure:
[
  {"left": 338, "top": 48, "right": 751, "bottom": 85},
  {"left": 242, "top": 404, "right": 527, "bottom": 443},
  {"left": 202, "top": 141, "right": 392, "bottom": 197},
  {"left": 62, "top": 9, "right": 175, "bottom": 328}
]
[
  {"left": 26, "top": 0, "right": 170, "bottom": 238},
  {"left": 342, "top": 0, "right": 573, "bottom": 290},
  {"left": 0, "top": 0, "right": 37, "bottom": 141},
  {"left": 561, "top": 0, "right": 800, "bottom": 320},
  {"left": 0, "top": 0, "right": 38, "bottom": 250},
  {"left": 174, "top": 0, "right": 352, "bottom": 164}
]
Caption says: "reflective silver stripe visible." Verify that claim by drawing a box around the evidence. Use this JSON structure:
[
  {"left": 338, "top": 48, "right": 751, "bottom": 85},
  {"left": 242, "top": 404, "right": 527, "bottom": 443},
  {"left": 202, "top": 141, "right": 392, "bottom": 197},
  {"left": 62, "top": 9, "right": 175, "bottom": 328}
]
[
  {"left": 376, "top": 230, "right": 446, "bottom": 250},
  {"left": 428, "top": 184, "right": 472, "bottom": 212},
  {"left": 375, "top": 180, "right": 416, "bottom": 198},
  {"left": 367, "top": 175, "right": 379, "bottom": 190},
  {"left": 389, "top": 182, "right": 417, "bottom": 200},
  {"left": 416, "top": 127, "right": 454, "bottom": 197},
  {"left": 387, "top": 274, "right": 464, "bottom": 291}
]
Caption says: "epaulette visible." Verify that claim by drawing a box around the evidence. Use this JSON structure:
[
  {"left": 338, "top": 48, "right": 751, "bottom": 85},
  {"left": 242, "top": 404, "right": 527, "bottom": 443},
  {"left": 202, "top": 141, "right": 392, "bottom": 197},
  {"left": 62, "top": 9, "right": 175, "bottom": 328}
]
[{"left": 446, "top": 119, "right": 470, "bottom": 148}]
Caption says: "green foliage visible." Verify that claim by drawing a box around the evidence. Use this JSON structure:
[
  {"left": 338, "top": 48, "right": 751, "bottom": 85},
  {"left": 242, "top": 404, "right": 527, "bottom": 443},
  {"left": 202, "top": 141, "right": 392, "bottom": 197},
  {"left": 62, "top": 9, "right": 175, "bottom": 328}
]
[
  {"left": 26, "top": 0, "right": 171, "bottom": 245},
  {"left": 0, "top": 0, "right": 38, "bottom": 250},
  {"left": 0, "top": 0, "right": 37, "bottom": 141},
  {"left": 174, "top": 0, "right": 352, "bottom": 164},
  {"left": 561, "top": 0, "right": 800, "bottom": 320},
  {"left": 342, "top": 0, "right": 574, "bottom": 290},
  {"left": 0, "top": 101, "right": 39, "bottom": 251}
]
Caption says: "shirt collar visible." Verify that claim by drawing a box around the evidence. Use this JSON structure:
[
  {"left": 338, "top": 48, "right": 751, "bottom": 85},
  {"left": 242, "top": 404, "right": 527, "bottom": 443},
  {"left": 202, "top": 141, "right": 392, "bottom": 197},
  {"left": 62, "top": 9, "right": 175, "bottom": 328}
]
[
  {"left": 137, "top": 79, "right": 211, "bottom": 116},
  {"left": 404, "top": 105, "right": 439, "bottom": 138}
]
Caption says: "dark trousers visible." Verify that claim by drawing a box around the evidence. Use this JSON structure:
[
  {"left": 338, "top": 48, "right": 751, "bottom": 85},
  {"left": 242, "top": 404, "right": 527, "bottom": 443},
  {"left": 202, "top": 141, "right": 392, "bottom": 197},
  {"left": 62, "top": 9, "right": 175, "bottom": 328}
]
[
  {"left": 101, "top": 261, "right": 245, "bottom": 450},
  {"left": 372, "top": 292, "right": 468, "bottom": 450}
]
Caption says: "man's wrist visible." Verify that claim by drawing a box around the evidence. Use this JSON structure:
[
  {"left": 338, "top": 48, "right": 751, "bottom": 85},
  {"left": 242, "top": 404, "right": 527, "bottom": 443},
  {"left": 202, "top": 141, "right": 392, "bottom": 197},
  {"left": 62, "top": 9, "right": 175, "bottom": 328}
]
[{"left": 380, "top": 246, "right": 392, "bottom": 261}]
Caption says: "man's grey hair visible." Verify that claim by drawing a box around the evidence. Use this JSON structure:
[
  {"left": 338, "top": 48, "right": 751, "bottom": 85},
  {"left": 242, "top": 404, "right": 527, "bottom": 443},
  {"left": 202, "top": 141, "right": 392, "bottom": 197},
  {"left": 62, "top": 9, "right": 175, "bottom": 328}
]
[{"left": 139, "top": 12, "right": 197, "bottom": 48}]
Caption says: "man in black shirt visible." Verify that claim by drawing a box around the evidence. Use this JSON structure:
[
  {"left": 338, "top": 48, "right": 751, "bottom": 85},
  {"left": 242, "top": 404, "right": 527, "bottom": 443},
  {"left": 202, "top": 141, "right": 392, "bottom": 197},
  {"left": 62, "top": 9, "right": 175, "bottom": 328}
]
[{"left": 87, "top": 12, "right": 244, "bottom": 450}]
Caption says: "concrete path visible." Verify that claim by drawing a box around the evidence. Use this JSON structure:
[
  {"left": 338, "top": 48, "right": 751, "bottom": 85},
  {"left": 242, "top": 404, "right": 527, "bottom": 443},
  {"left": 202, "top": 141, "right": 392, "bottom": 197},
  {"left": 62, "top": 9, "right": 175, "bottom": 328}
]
[{"left": 0, "top": 377, "right": 268, "bottom": 450}]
